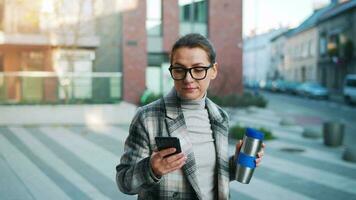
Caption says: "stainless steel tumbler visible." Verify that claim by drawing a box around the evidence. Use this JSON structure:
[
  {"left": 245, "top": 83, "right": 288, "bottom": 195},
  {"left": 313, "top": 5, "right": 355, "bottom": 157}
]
[{"left": 235, "top": 127, "right": 264, "bottom": 184}]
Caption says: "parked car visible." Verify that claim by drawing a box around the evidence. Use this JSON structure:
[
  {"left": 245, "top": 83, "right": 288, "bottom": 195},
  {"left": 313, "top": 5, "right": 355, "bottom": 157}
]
[
  {"left": 284, "top": 81, "right": 301, "bottom": 95},
  {"left": 296, "top": 82, "right": 329, "bottom": 99},
  {"left": 263, "top": 80, "right": 274, "bottom": 91},
  {"left": 272, "top": 80, "right": 287, "bottom": 93},
  {"left": 343, "top": 74, "right": 356, "bottom": 104}
]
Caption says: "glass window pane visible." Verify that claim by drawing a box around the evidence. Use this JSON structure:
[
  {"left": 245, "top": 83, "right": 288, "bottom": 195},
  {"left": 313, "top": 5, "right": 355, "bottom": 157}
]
[
  {"left": 147, "top": 20, "right": 162, "bottom": 36},
  {"left": 194, "top": 0, "right": 207, "bottom": 23},
  {"left": 146, "top": 0, "right": 162, "bottom": 36},
  {"left": 179, "top": 0, "right": 192, "bottom": 22}
]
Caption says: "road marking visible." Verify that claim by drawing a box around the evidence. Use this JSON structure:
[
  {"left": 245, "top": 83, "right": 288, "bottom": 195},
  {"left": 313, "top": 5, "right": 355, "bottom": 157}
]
[
  {"left": 9, "top": 126, "right": 111, "bottom": 200},
  {"left": 230, "top": 178, "right": 315, "bottom": 200},
  {"left": 0, "top": 134, "right": 71, "bottom": 200}
]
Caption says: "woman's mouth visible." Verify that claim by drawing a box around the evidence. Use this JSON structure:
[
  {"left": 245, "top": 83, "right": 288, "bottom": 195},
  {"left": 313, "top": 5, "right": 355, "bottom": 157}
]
[{"left": 182, "top": 87, "right": 197, "bottom": 92}]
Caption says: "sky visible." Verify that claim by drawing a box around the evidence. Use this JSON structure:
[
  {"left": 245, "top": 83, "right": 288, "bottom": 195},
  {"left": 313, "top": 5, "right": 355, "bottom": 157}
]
[{"left": 243, "top": 0, "right": 331, "bottom": 36}]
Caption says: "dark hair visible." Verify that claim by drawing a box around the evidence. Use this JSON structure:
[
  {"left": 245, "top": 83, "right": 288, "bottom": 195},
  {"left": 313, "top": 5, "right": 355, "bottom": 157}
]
[{"left": 170, "top": 33, "right": 216, "bottom": 64}]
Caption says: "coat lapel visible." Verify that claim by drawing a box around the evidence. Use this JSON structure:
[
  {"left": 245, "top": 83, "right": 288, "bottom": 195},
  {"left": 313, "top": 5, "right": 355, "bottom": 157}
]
[
  {"left": 163, "top": 89, "right": 202, "bottom": 199},
  {"left": 206, "top": 98, "right": 230, "bottom": 199}
]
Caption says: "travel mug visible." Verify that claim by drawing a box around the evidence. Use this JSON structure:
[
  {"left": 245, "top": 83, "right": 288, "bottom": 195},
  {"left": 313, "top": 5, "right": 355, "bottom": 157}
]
[{"left": 235, "top": 127, "right": 264, "bottom": 184}]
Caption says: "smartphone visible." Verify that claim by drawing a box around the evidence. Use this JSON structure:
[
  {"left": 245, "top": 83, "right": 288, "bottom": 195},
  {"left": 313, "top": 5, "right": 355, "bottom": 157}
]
[{"left": 155, "top": 137, "right": 182, "bottom": 158}]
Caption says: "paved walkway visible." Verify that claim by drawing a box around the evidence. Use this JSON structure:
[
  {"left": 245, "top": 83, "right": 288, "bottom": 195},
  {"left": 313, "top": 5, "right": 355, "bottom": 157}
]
[{"left": 1, "top": 103, "right": 356, "bottom": 200}]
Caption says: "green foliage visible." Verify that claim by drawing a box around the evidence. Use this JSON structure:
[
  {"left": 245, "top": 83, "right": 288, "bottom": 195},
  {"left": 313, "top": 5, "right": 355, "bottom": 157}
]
[
  {"left": 208, "top": 92, "right": 267, "bottom": 108},
  {"left": 229, "top": 124, "right": 275, "bottom": 141},
  {"left": 140, "top": 91, "right": 162, "bottom": 106}
]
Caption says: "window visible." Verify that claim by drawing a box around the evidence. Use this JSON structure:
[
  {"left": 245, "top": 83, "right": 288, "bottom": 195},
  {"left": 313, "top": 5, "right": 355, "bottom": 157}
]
[
  {"left": 180, "top": 1, "right": 191, "bottom": 22},
  {"left": 194, "top": 0, "right": 207, "bottom": 23},
  {"left": 179, "top": 0, "right": 207, "bottom": 36},
  {"left": 21, "top": 51, "right": 44, "bottom": 71},
  {"left": 319, "top": 35, "right": 327, "bottom": 56},
  {"left": 146, "top": 0, "right": 162, "bottom": 36},
  {"left": 327, "top": 34, "right": 340, "bottom": 57}
]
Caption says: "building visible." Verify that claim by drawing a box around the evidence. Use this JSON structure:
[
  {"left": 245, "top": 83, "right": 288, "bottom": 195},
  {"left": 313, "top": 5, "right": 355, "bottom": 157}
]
[
  {"left": 270, "top": 29, "right": 294, "bottom": 81},
  {"left": 317, "top": 0, "right": 356, "bottom": 92},
  {"left": 283, "top": 4, "right": 335, "bottom": 83},
  {"left": 0, "top": 0, "right": 100, "bottom": 103},
  {"left": 243, "top": 28, "right": 287, "bottom": 84},
  {"left": 0, "top": 0, "right": 243, "bottom": 105}
]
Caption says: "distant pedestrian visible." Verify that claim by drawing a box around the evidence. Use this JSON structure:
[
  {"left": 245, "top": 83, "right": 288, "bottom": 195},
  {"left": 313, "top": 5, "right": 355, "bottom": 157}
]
[{"left": 116, "top": 33, "right": 265, "bottom": 200}]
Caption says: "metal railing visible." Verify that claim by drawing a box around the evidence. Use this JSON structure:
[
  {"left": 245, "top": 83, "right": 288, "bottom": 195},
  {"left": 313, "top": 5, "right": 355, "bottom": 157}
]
[{"left": 0, "top": 71, "right": 122, "bottom": 104}]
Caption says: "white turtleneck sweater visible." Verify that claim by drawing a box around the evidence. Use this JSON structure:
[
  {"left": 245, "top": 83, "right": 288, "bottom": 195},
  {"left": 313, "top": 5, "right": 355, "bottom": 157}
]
[{"left": 180, "top": 95, "right": 216, "bottom": 200}]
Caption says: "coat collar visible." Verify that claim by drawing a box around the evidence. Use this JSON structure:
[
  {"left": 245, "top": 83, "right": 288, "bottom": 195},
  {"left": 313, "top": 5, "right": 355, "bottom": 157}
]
[{"left": 163, "top": 88, "right": 225, "bottom": 123}]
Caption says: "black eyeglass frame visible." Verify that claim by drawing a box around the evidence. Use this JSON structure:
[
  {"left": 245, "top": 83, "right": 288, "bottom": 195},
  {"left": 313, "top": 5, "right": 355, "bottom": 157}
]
[{"left": 168, "top": 64, "right": 213, "bottom": 80}]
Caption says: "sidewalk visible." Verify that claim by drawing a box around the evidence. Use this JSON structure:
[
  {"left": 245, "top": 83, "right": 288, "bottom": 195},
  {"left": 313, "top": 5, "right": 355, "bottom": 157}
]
[
  {"left": 1, "top": 103, "right": 356, "bottom": 200},
  {"left": 227, "top": 106, "right": 356, "bottom": 200}
]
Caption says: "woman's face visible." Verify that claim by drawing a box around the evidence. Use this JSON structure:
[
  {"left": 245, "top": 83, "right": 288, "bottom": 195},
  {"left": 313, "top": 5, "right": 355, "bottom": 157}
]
[{"left": 171, "top": 47, "right": 218, "bottom": 100}]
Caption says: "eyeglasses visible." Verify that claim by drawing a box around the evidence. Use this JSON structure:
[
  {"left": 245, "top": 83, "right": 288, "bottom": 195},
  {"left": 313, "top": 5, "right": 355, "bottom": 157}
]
[{"left": 168, "top": 64, "right": 213, "bottom": 80}]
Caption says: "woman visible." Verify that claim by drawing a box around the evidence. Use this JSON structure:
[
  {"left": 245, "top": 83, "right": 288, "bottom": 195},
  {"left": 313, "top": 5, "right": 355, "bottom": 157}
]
[{"left": 116, "top": 33, "right": 264, "bottom": 200}]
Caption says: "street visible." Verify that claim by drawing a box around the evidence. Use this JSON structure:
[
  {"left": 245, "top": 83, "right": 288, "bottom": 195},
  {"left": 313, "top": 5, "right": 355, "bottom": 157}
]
[
  {"left": 1, "top": 92, "right": 356, "bottom": 200},
  {"left": 260, "top": 91, "right": 356, "bottom": 147}
]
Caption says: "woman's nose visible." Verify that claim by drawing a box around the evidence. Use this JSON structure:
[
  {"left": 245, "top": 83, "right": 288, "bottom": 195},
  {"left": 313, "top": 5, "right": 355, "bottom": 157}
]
[{"left": 183, "top": 71, "right": 194, "bottom": 83}]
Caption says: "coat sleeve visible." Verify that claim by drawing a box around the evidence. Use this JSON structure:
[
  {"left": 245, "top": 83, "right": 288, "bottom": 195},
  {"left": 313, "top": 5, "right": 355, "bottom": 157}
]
[{"left": 116, "top": 108, "right": 160, "bottom": 195}]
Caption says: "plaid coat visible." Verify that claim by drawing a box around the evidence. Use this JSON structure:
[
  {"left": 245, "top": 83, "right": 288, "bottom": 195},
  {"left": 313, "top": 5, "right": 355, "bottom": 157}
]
[{"left": 116, "top": 89, "right": 236, "bottom": 199}]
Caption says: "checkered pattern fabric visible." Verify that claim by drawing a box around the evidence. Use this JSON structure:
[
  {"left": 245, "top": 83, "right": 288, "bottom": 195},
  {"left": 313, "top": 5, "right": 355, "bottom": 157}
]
[{"left": 116, "top": 89, "right": 235, "bottom": 199}]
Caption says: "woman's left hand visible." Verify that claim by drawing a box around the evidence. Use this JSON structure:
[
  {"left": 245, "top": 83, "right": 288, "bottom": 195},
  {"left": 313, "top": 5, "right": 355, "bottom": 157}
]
[{"left": 235, "top": 140, "right": 266, "bottom": 167}]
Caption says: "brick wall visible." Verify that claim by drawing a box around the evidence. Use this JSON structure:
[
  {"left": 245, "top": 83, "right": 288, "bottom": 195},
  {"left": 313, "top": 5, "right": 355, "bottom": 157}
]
[
  {"left": 208, "top": 0, "right": 243, "bottom": 95},
  {"left": 163, "top": 0, "right": 179, "bottom": 53},
  {"left": 122, "top": 0, "right": 147, "bottom": 104}
]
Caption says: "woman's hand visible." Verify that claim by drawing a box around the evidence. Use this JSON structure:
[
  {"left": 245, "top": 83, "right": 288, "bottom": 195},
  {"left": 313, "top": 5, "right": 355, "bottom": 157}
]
[
  {"left": 150, "top": 148, "right": 187, "bottom": 177},
  {"left": 235, "top": 140, "right": 266, "bottom": 166}
]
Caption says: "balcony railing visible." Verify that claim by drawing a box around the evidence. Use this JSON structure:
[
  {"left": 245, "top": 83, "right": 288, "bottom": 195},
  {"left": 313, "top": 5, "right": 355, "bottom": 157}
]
[{"left": 0, "top": 71, "right": 122, "bottom": 104}]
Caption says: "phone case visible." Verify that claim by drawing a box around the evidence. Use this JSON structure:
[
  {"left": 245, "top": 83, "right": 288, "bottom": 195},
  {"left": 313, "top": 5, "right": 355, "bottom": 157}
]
[{"left": 155, "top": 137, "right": 182, "bottom": 158}]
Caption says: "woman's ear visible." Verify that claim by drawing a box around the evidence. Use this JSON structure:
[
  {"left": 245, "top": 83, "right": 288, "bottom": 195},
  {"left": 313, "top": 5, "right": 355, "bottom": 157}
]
[{"left": 210, "top": 63, "right": 218, "bottom": 80}]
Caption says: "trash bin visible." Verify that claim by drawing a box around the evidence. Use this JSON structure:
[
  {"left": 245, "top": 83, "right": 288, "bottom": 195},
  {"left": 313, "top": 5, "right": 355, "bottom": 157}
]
[
  {"left": 343, "top": 146, "right": 356, "bottom": 163},
  {"left": 323, "top": 121, "right": 345, "bottom": 147}
]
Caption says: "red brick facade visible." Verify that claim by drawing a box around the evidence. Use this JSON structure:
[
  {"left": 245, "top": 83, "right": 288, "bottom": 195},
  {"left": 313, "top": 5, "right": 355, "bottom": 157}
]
[
  {"left": 163, "top": 0, "right": 179, "bottom": 53},
  {"left": 208, "top": 0, "right": 243, "bottom": 95},
  {"left": 122, "top": 0, "right": 147, "bottom": 104},
  {"left": 122, "top": 0, "right": 243, "bottom": 104}
]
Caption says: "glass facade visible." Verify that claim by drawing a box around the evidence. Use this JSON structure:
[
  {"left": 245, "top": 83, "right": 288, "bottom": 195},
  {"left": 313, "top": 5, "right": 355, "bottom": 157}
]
[
  {"left": 179, "top": 0, "right": 207, "bottom": 36},
  {"left": 146, "top": 0, "right": 162, "bottom": 36},
  {"left": 146, "top": 0, "right": 163, "bottom": 53}
]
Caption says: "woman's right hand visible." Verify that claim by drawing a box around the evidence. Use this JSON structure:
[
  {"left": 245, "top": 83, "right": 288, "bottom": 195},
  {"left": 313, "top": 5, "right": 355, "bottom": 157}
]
[{"left": 150, "top": 148, "right": 187, "bottom": 178}]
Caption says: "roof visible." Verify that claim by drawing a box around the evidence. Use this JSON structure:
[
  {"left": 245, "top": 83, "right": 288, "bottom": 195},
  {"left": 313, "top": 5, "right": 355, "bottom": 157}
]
[
  {"left": 318, "top": 0, "right": 356, "bottom": 22},
  {"left": 270, "top": 28, "right": 295, "bottom": 42},
  {"left": 287, "top": 4, "right": 335, "bottom": 37}
]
